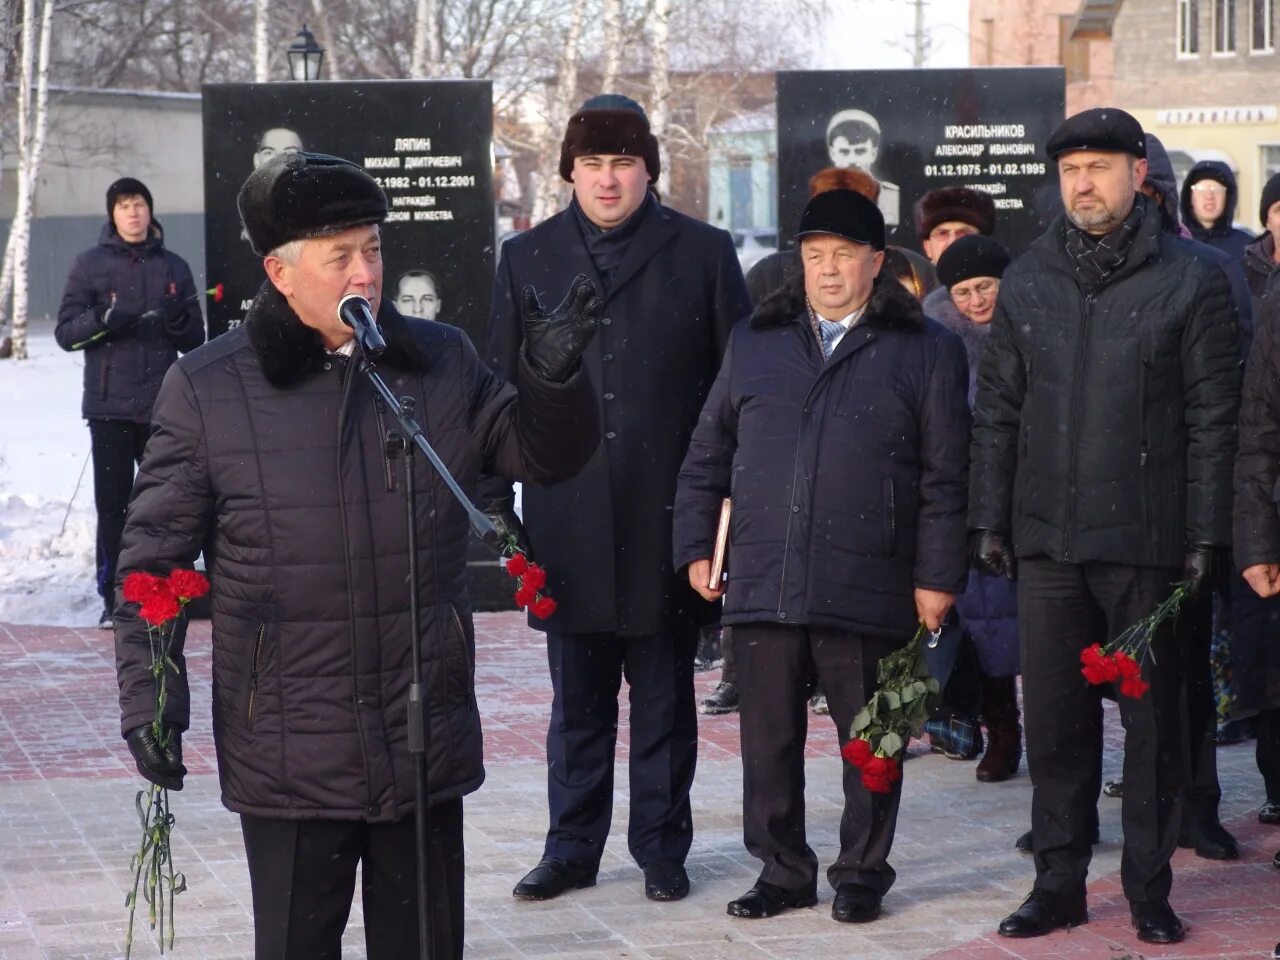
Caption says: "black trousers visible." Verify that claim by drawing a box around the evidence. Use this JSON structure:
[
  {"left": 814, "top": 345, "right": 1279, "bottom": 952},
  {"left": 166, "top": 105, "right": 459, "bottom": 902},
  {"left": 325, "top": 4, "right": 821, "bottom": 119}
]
[
  {"left": 240, "top": 801, "right": 464, "bottom": 960},
  {"left": 89, "top": 418, "right": 151, "bottom": 603},
  {"left": 543, "top": 629, "right": 698, "bottom": 867},
  {"left": 734, "top": 622, "right": 902, "bottom": 895},
  {"left": 1182, "top": 594, "right": 1222, "bottom": 822},
  {"left": 1019, "top": 560, "right": 1185, "bottom": 903}
]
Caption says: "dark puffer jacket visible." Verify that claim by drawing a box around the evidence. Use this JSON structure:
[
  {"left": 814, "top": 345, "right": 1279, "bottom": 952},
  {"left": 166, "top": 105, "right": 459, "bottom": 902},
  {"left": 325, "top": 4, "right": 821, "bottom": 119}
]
[
  {"left": 1180, "top": 161, "right": 1253, "bottom": 261},
  {"left": 55, "top": 221, "right": 205, "bottom": 421},
  {"left": 115, "top": 284, "right": 599, "bottom": 820},
  {"left": 1244, "top": 234, "right": 1280, "bottom": 309},
  {"left": 970, "top": 198, "right": 1242, "bottom": 566},
  {"left": 673, "top": 275, "right": 971, "bottom": 639},
  {"left": 1234, "top": 291, "right": 1280, "bottom": 569}
]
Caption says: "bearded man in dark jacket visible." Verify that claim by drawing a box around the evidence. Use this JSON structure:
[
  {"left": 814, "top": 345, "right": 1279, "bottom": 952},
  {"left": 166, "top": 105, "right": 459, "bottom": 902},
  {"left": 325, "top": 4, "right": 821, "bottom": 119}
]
[
  {"left": 674, "top": 189, "right": 970, "bottom": 924},
  {"left": 971, "top": 109, "right": 1241, "bottom": 946},
  {"left": 55, "top": 177, "right": 206, "bottom": 628},
  {"left": 484, "top": 94, "right": 751, "bottom": 906},
  {"left": 113, "top": 153, "right": 601, "bottom": 960}
]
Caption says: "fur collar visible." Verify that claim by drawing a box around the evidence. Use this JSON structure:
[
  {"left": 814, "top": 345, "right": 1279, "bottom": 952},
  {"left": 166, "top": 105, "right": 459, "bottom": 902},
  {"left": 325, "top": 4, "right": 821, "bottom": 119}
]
[
  {"left": 246, "top": 281, "right": 430, "bottom": 389},
  {"left": 750, "top": 271, "right": 924, "bottom": 332}
]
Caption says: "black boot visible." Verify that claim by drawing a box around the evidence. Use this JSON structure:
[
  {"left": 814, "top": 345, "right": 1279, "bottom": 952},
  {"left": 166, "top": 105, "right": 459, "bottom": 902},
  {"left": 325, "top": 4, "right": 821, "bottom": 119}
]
[{"left": 977, "top": 676, "right": 1022, "bottom": 783}]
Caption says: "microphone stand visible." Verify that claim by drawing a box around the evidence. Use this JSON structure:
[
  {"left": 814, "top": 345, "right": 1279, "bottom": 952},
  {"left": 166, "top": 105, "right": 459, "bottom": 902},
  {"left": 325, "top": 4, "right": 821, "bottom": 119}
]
[{"left": 356, "top": 347, "right": 499, "bottom": 960}]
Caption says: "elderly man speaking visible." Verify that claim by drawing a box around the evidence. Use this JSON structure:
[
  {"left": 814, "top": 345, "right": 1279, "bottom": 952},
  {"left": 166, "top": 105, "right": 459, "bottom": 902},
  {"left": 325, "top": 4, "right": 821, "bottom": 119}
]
[
  {"left": 674, "top": 188, "right": 970, "bottom": 925},
  {"left": 113, "top": 152, "right": 601, "bottom": 959}
]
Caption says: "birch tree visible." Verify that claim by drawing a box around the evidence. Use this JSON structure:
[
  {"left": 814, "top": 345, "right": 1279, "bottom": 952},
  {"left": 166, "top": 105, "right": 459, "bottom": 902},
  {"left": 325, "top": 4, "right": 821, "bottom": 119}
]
[
  {"left": 647, "top": 0, "right": 671, "bottom": 197},
  {"left": 601, "top": 0, "right": 622, "bottom": 90},
  {"left": 410, "top": 0, "right": 442, "bottom": 77},
  {"left": 531, "top": 0, "right": 585, "bottom": 222},
  {"left": 310, "top": 0, "right": 343, "bottom": 79},
  {"left": 253, "top": 0, "right": 269, "bottom": 81}
]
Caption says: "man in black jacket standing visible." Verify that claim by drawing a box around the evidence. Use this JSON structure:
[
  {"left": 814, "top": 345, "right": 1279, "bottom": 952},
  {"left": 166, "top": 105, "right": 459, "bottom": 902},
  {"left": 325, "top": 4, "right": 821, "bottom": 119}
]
[
  {"left": 970, "top": 108, "right": 1241, "bottom": 946},
  {"left": 55, "top": 178, "right": 205, "bottom": 628},
  {"left": 674, "top": 189, "right": 970, "bottom": 924},
  {"left": 486, "top": 94, "right": 751, "bottom": 904},
  {"left": 114, "top": 152, "right": 601, "bottom": 959}
]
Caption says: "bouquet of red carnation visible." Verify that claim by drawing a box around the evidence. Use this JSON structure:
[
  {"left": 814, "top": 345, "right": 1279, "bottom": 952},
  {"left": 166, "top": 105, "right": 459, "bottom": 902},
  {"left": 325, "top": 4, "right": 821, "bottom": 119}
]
[
  {"left": 120, "top": 568, "right": 210, "bottom": 957},
  {"left": 1079, "top": 582, "right": 1187, "bottom": 700},
  {"left": 501, "top": 539, "right": 557, "bottom": 619},
  {"left": 843, "top": 624, "right": 940, "bottom": 793}
]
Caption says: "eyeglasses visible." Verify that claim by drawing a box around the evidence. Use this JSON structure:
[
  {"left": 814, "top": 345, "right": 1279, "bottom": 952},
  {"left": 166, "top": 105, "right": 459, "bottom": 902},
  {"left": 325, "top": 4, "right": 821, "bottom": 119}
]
[
  {"left": 951, "top": 278, "right": 998, "bottom": 304},
  {"left": 1190, "top": 182, "right": 1227, "bottom": 196}
]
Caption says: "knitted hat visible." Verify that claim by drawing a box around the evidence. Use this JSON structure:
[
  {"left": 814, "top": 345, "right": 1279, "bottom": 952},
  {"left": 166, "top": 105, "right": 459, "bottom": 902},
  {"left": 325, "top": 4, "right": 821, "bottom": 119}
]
[
  {"left": 914, "top": 187, "right": 997, "bottom": 241},
  {"left": 936, "top": 235, "right": 1012, "bottom": 289},
  {"left": 106, "top": 177, "right": 153, "bottom": 217},
  {"left": 1261, "top": 173, "right": 1280, "bottom": 227},
  {"left": 560, "top": 94, "right": 661, "bottom": 183},
  {"left": 795, "top": 189, "right": 886, "bottom": 251},
  {"left": 1046, "top": 107, "right": 1146, "bottom": 160},
  {"left": 237, "top": 152, "right": 388, "bottom": 257}
]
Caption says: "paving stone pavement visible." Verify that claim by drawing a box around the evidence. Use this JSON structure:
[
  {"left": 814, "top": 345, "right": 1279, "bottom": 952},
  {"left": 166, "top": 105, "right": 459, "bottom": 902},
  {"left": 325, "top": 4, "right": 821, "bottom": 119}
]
[{"left": 0, "top": 614, "right": 1277, "bottom": 959}]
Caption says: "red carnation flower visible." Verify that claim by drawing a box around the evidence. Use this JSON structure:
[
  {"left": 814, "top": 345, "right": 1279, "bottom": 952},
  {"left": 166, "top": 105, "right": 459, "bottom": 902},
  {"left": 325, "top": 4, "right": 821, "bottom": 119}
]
[
  {"left": 139, "top": 590, "right": 181, "bottom": 627},
  {"left": 842, "top": 738, "right": 874, "bottom": 768},
  {"left": 523, "top": 564, "right": 547, "bottom": 591},
  {"left": 861, "top": 768, "right": 893, "bottom": 793},
  {"left": 168, "top": 569, "right": 210, "bottom": 601},
  {"left": 1119, "top": 674, "right": 1150, "bottom": 699},
  {"left": 531, "top": 595, "right": 557, "bottom": 619},
  {"left": 122, "top": 571, "right": 164, "bottom": 605},
  {"left": 1113, "top": 651, "right": 1142, "bottom": 680},
  {"left": 514, "top": 583, "right": 537, "bottom": 608},
  {"left": 1080, "top": 643, "right": 1120, "bottom": 685},
  {"left": 505, "top": 553, "right": 529, "bottom": 577},
  {"left": 207, "top": 283, "right": 224, "bottom": 303}
]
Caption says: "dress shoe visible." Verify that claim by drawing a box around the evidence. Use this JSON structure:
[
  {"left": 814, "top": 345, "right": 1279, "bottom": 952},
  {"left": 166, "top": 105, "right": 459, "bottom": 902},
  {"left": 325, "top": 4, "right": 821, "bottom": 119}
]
[
  {"left": 1130, "top": 899, "right": 1185, "bottom": 944},
  {"left": 1102, "top": 779, "right": 1124, "bottom": 798},
  {"left": 700, "top": 681, "right": 739, "bottom": 715},
  {"left": 997, "top": 889, "right": 1088, "bottom": 938},
  {"left": 1259, "top": 801, "right": 1280, "bottom": 824},
  {"left": 831, "top": 883, "right": 881, "bottom": 923},
  {"left": 512, "top": 858, "right": 597, "bottom": 901},
  {"left": 726, "top": 880, "right": 817, "bottom": 919},
  {"left": 642, "top": 860, "right": 689, "bottom": 901},
  {"left": 1178, "top": 818, "right": 1239, "bottom": 860}
]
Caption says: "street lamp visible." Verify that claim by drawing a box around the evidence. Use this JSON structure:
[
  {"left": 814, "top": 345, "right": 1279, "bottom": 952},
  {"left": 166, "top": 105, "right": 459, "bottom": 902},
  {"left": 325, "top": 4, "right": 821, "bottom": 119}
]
[{"left": 286, "top": 24, "right": 324, "bottom": 81}]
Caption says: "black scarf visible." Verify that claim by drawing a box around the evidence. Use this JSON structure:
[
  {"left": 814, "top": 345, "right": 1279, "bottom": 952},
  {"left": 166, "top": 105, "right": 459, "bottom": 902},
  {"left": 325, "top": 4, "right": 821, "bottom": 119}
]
[
  {"left": 571, "top": 192, "right": 654, "bottom": 293},
  {"left": 1064, "top": 195, "right": 1147, "bottom": 295}
]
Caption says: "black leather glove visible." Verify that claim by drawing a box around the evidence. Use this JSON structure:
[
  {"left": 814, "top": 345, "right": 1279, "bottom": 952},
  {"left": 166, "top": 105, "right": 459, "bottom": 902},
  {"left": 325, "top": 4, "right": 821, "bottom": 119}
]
[
  {"left": 125, "top": 724, "right": 186, "bottom": 791},
  {"left": 481, "top": 495, "right": 532, "bottom": 557},
  {"left": 140, "top": 295, "right": 188, "bottom": 330},
  {"left": 1183, "top": 543, "right": 1224, "bottom": 599},
  {"left": 971, "top": 528, "right": 1016, "bottom": 580},
  {"left": 521, "top": 274, "right": 602, "bottom": 383},
  {"left": 101, "top": 299, "right": 140, "bottom": 335}
]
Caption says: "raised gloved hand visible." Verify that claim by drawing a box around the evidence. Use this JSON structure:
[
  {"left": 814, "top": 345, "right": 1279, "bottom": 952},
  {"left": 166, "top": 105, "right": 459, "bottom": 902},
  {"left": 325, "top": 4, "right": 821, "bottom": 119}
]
[
  {"left": 1183, "top": 543, "right": 1224, "bottom": 599},
  {"left": 521, "top": 274, "right": 602, "bottom": 383},
  {"left": 125, "top": 723, "right": 186, "bottom": 791},
  {"left": 481, "top": 494, "right": 532, "bottom": 557},
  {"left": 971, "top": 529, "right": 1016, "bottom": 580},
  {"left": 101, "top": 299, "right": 141, "bottom": 335}
]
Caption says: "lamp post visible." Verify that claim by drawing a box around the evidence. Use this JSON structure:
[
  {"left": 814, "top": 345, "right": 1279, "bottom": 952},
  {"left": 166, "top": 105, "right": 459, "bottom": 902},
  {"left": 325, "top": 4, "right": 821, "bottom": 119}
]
[{"left": 286, "top": 24, "right": 325, "bottom": 81}]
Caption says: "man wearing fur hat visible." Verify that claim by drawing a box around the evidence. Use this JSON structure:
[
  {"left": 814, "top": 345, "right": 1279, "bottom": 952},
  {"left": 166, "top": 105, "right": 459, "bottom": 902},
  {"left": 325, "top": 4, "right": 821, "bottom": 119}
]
[
  {"left": 113, "top": 152, "right": 602, "bottom": 958},
  {"left": 971, "top": 107, "right": 1241, "bottom": 946},
  {"left": 55, "top": 177, "right": 206, "bottom": 630},
  {"left": 674, "top": 188, "right": 970, "bottom": 923},
  {"left": 484, "top": 93, "right": 750, "bottom": 904}
]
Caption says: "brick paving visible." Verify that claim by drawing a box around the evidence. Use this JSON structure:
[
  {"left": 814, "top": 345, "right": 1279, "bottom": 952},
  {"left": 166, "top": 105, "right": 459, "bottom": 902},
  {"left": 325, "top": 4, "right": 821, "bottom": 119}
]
[{"left": 0, "top": 613, "right": 1277, "bottom": 959}]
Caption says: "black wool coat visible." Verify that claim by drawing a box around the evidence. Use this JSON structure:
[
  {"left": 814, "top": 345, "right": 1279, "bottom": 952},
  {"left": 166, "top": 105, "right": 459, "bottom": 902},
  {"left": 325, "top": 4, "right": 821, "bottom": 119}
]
[
  {"left": 115, "top": 284, "right": 599, "bottom": 820},
  {"left": 970, "top": 200, "right": 1242, "bottom": 567},
  {"left": 55, "top": 222, "right": 206, "bottom": 421},
  {"left": 485, "top": 199, "right": 751, "bottom": 636},
  {"left": 672, "top": 275, "right": 971, "bottom": 639}
]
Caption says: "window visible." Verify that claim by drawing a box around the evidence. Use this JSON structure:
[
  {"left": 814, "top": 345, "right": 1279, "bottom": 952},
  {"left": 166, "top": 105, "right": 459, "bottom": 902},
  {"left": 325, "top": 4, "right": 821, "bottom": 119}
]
[
  {"left": 1253, "top": 0, "right": 1274, "bottom": 50},
  {"left": 1178, "top": 0, "right": 1200, "bottom": 54},
  {"left": 1059, "top": 15, "right": 1091, "bottom": 82},
  {"left": 1214, "top": 0, "right": 1237, "bottom": 53},
  {"left": 1262, "top": 144, "right": 1280, "bottom": 184}
]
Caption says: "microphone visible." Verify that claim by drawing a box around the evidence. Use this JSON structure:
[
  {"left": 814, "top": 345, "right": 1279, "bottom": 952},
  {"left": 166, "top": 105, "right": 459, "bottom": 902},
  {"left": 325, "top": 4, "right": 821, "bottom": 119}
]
[{"left": 338, "top": 294, "right": 387, "bottom": 358}]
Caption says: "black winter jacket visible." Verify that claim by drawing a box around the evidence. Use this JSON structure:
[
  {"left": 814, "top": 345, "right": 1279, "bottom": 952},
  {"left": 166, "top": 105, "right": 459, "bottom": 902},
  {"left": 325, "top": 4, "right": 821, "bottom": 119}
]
[
  {"left": 115, "top": 284, "right": 599, "bottom": 820},
  {"left": 1244, "top": 234, "right": 1280, "bottom": 309},
  {"left": 55, "top": 222, "right": 205, "bottom": 421},
  {"left": 1234, "top": 291, "right": 1280, "bottom": 568},
  {"left": 970, "top": 199, "right": 1242, "bottom": 566},
  {"left": 673, "top": 276, "right": 971, "bottom": 639}
]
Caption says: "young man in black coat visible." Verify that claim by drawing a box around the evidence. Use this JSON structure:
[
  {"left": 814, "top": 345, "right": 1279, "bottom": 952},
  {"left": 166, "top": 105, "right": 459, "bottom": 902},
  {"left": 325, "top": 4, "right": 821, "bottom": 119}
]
[
  {"left": 113, "top": 152, "right": 601, "bottom": 959},
  {"left": 55, "top": 178, "right": 206, "bottom": 628},
  {"left": 970, "top": 108, "right": 1241, "bottom": 946},
  {"left": 484, "top": 94, "right": 751, "bottom": 905},
  {"left": 674, "top": 189, "right": 971, "bottom": 924}
]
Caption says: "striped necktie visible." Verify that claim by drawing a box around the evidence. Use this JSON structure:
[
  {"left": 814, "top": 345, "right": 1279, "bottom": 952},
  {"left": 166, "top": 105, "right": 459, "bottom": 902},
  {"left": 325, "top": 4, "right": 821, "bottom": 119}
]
[{"left": 818, "top": 318, "right": 845, "bottom": 360}]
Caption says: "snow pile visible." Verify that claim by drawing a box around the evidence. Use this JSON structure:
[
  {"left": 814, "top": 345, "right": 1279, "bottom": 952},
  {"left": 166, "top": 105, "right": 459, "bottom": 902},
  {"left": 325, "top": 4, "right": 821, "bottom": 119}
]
[{"left": 0, "top": 330, "right": 101, "bottom": 625}]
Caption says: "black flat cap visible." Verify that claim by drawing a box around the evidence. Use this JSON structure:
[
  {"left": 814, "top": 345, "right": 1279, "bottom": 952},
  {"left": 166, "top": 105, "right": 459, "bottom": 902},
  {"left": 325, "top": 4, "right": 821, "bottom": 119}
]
[
  {"left": 1046, "top": 107, "right": 1146, "bottom": 160},
  {"left": 795, "top": 188, "right": 886, "bottom": 250},
  {"left": 238, "top": 152, "right": 388, "bottom": 256},
  {"left": 936, "top": 234, "right": 1012, "bottom": 289}
]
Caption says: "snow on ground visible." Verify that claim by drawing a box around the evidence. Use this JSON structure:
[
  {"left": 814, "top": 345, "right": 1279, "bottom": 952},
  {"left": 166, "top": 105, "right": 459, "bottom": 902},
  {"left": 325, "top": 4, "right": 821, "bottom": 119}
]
[{"left": 0, "top": 328, "right": 101, "bottom": 626}]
